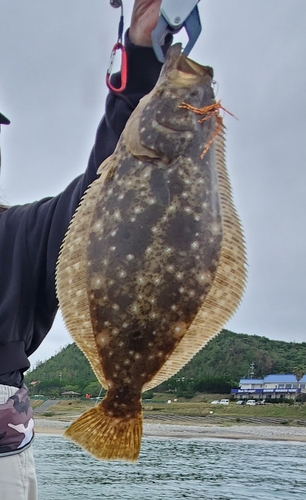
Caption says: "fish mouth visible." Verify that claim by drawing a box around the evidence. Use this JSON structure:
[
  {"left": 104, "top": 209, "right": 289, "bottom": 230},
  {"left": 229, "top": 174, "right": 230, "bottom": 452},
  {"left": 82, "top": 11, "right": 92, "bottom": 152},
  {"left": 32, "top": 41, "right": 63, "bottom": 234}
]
[{"left": 177, "top": 55, "right": 214, "bottom": 79}]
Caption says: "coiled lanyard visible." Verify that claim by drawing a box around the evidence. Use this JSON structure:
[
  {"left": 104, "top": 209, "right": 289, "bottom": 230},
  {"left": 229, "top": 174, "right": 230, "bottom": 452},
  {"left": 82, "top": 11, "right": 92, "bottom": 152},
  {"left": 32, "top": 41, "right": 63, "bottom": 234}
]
[{"left": 106, "top": 0, "right": 127, "bottom": 93}]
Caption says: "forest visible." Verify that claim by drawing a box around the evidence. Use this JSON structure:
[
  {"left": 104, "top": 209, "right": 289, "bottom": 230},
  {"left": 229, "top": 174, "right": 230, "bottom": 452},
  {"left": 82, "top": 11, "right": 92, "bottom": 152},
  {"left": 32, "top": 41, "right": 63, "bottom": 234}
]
[{"left": 25, "top": 329, "right": 306, "bottom": 398}]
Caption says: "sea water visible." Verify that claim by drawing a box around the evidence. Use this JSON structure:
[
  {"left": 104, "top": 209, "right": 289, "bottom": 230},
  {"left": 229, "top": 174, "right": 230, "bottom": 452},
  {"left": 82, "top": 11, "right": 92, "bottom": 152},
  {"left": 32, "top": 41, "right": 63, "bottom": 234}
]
[{"left": 34, "top": 435, "right": 306, "bottom": 499}]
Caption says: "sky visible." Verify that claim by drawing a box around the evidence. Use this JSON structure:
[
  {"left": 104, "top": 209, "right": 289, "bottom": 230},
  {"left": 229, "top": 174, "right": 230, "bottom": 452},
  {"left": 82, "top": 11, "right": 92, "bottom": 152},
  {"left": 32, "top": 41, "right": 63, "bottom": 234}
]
[{"left": 0, "top": 1, "right": 305, "bottom": 368}]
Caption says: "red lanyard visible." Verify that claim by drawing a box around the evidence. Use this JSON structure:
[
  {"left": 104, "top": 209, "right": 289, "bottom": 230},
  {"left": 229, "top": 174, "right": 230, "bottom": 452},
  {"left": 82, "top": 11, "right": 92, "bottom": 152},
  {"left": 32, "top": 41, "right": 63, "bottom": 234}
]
[{"left": 106, "top": 1, "right": 127, "bottom": 93}]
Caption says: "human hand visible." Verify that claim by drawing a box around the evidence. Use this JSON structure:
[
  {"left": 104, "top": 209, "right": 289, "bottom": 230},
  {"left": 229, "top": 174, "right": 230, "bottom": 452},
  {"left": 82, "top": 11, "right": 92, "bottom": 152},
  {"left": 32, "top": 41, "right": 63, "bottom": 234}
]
[{"left": 129, "top": 0, "right": 162, "bottom": 47}]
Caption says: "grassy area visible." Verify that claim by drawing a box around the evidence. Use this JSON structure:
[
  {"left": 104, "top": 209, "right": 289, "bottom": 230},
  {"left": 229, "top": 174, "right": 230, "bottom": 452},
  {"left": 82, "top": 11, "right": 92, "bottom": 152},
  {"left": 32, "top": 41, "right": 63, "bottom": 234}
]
[{"left": 32, "top": 395, "right": 306, "bottom": 421}]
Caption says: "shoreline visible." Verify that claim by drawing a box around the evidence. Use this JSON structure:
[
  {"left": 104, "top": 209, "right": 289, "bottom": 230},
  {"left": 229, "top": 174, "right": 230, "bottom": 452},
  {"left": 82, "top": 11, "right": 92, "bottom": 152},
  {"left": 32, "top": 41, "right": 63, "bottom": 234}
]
[{"left": 34, "top": 418, "right": 306, "bottom": 443}]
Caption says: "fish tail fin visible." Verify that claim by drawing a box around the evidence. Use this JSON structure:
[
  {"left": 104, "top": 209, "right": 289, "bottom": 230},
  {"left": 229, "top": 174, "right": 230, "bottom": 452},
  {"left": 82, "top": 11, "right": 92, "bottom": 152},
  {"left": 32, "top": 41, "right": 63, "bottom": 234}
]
[{"left": 64, "top": 403, "right": 142, "bottom": 462}]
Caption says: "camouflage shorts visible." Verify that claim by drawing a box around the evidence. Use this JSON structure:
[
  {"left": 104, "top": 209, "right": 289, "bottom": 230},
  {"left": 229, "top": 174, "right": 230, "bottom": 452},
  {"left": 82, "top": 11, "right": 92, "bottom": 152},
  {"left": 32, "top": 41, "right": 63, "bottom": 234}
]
[{"left": 0, "top": 384, "right": 34, "bottom": 457}]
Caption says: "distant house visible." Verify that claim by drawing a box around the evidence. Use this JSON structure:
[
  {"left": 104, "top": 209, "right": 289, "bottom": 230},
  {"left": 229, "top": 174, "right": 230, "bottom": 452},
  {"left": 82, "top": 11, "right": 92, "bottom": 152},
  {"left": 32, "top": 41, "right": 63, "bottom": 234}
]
[
  {"left": 61, "top": 391, "right": 81, "bottom": 398},
  {"left": 231, "top": 374, "right": 306, "bottom": 400}
]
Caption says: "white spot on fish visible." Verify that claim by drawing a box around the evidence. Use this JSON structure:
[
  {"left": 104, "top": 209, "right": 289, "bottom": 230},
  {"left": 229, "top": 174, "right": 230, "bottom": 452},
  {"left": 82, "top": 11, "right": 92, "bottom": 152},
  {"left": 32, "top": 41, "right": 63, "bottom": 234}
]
[
  {"left": 93, "top": 220, "right": 102, "bottom": 231},
  {"left": 191, "top": 241, "right": 199, "bottom": 250},
  {"left": 211, "top": 223, "right": 220, "bottom": 235},
  {"left": 114, "top": 210, "right": 121, "bottom": 221},
  {"left": 112, "top": 304, "right": 119, "bottom": 311},
  {"left": 179, "top": 287, "right": 185, "bottom": 293},
  {"left": 118, "top": 270, "right": 127, "bottom": 278},
  {"left": 184, "top": 207, "right": 192, "bottom": 214},
  {"left": 145, "top": 247, "right": 153, "bottom": 254},
  {"left": 126, "top": 254, "right": 134, "bottom": 261},
  {"left": 111, "top": 230, "right": 117, "bottom": 237},
  {"left": 123, "top": 359, "right": 130, "bottom": 366},
  {"left": 122, "top": 322, "right": 129, "bottom": 329},
  {"left": 176, "top": 272, "right": 183, "bottom": 280},
  {"left": 97, "top": 333, "right": 109, "bottom": 347}
]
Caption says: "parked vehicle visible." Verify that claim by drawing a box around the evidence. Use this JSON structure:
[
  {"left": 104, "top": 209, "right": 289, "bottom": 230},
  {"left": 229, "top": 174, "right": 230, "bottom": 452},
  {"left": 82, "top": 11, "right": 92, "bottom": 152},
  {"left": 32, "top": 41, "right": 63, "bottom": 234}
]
[
  {"left": 246, "top": 399, "right": 256, "bottom": 406},
  {"left": 210, "top": 400, "right": 219, "bottom": 405},
  {"left": 236, "top": 400, "right": 245, "bottom": 405},
  {"left": 219, "top": 399, "right": 229, "bottom": 405}
]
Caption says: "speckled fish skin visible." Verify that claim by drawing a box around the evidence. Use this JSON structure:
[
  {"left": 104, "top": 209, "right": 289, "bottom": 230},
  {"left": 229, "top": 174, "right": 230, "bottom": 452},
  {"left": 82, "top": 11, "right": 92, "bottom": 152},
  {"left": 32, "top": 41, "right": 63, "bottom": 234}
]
[
  {"left": 57, "top": 43, "right": 247, "bottom": 462},
  {"left": 87, "top": 45, "right": 222, "bottom": 420}
]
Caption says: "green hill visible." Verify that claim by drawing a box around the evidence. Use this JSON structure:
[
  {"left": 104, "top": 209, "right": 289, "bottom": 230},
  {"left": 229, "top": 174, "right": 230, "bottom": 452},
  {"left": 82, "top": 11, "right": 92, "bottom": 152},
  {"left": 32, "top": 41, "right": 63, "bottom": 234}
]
[{"left": 25, "top": 330, "right": 306, "bottom": 398}]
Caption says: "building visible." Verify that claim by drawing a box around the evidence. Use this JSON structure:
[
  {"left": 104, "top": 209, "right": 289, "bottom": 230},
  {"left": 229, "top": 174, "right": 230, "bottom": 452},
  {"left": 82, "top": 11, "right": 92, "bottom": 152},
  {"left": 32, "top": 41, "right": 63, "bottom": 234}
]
[{"left": 231, "top": 374, "right": 306, "bottom": 400}]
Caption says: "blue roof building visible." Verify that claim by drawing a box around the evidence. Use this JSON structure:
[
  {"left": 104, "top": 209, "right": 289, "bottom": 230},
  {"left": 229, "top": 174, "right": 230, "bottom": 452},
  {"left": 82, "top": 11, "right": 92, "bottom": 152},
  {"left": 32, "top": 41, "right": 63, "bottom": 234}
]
[{"left": 231, "top": 374, "right": 306, "bottom": 399}]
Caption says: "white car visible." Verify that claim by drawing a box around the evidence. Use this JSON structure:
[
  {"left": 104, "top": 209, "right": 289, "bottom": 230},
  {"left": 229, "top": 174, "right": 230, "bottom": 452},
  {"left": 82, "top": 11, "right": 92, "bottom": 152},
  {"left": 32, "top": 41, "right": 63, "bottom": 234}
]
[
  {"left": 246, "top": 399, "right": 256, "bottom": 406},
  {"left": 219, "top": 399, "right": 229, "bottom": 405},
  {"left": 210, "top": 400, "right": 219, "bottom": 405}
]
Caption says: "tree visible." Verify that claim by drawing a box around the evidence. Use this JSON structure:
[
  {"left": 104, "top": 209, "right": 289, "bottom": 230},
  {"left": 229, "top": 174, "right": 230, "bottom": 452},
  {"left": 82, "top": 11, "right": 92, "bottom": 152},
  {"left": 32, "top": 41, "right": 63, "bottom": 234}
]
[{"left": 293, "top": 365, "right": 305, "bottom": 403}]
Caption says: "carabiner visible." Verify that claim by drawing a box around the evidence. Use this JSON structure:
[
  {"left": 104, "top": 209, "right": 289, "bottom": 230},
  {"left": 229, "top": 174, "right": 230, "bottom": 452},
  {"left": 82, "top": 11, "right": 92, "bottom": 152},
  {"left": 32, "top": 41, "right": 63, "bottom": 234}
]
[
  {"left": 106, "top": 42, "right": 128, "bottom": 93},
  {"left": 107, "top": 0, "right": 127, "bottom": 93}
]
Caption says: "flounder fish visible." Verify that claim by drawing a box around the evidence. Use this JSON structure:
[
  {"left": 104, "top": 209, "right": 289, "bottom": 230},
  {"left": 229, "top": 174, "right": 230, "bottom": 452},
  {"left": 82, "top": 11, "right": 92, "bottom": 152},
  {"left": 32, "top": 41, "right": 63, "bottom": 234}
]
[{"left": 56, "top": 43, "right": 246, "bottom": 462}]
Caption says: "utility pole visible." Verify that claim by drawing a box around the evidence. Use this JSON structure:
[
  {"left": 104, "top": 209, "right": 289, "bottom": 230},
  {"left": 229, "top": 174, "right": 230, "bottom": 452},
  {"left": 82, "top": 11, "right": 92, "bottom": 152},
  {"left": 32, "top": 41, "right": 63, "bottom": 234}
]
[{"left": 249, "top": 362, "right": 255, "bottom": 379}]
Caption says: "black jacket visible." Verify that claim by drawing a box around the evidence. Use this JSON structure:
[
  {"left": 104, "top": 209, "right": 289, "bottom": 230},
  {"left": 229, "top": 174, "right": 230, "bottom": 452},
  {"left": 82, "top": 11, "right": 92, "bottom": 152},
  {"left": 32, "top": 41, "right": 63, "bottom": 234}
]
[{"left": 0, "top": 34, "right": 166, "bottom": 386}]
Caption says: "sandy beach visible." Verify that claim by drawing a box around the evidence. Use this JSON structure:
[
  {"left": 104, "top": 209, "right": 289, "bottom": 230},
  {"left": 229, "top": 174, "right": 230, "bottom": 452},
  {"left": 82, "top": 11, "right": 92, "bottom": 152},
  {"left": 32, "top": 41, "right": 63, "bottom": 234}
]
[{"left": 34, "top": 417, "right": 306, "bottom": 443}]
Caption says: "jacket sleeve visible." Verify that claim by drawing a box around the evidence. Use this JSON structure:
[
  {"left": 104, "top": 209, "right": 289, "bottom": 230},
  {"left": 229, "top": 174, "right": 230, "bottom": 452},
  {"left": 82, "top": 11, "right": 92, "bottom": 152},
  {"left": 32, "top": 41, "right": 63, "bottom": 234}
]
[{"left": 1, "top": 32, "right": 171, "bottom": 358}]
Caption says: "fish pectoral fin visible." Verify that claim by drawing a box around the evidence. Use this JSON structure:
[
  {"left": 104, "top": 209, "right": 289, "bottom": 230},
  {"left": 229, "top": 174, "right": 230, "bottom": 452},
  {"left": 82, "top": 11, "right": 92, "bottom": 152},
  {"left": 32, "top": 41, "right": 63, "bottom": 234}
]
[{"left": 64, "top": 403, "right": 142, "bottom": 462}]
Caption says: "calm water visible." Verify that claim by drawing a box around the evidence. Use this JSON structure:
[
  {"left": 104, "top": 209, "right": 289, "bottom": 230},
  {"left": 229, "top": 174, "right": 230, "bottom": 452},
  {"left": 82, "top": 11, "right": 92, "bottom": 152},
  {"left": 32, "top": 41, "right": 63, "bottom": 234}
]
[{"left": 34, "top": 435, "right": 306, "bottom": 499}]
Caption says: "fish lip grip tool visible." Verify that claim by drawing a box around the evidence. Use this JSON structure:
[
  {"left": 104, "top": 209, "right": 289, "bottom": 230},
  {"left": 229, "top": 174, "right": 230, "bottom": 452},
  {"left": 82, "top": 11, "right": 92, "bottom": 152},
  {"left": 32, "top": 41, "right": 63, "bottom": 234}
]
[{"left": 152, "top": 0, "right": 202, "bottom": 63}]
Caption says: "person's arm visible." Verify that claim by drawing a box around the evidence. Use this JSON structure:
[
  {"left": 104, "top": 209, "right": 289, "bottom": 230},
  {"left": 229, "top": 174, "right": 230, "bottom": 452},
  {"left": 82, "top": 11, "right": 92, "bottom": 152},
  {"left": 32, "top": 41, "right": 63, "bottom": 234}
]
[{"left": 0, "top": 21, "right": 172, "bottom": 361}]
